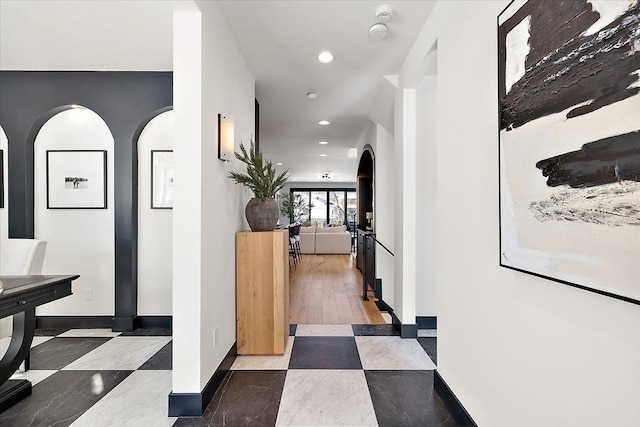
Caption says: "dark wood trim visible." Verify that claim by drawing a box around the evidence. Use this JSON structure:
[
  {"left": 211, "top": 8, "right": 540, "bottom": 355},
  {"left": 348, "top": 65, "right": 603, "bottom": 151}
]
[
  {"left": 434, "top": 370, "right": 477, "bottom": 427},
  {"left": 391, "top": 311, "right": 417, "bottom": 338},
  {"left": 416, "top": 316, "right": 437, "bottom": 329},
  {"left": 168, "top": 342, "right": 237, "bottom": 417},
  {"left": 36, "top": 316, "right": 113, "bottom": 329}
]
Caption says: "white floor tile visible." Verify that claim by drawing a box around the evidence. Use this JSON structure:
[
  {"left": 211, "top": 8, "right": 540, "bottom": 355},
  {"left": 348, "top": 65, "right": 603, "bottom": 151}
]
[
  {"left": 57, "top": 329, "right": 121, "bottom": 338},
  {"left": 232, "top": 337, "right": 294, "bottom": 370},
  {"left": 62, "top": 337, "right": 171, "bottom": 371},
  {"left": 276, "top": 370, "right": 377, "bottom": 426},
  {"left": 10, "top": 369, "right": 57, "bottom": 386},
  {"left": 295, "top": 324, "right": 354, "bottom": 336},
  {"left": 70, "top": 370, "right": 176, "bottom": 427},
  {"left": 356, "top": 336, "right": 436, "bottom": 370},
  {"left": 32, "top": 336, "right": 54, "bottom": 347},
  {"left": 417, "top": 329, "right": 437, "bottom": 337}
]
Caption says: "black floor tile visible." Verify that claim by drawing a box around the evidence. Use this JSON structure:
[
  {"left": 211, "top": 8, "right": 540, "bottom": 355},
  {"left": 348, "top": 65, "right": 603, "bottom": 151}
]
[
  {"left": 120, "top": 327, "right": 172, "bottom": 336},
  {"left": 174, "top": 370, "right": 287, "bottom": 427},
  {"left": 352, "top": 324, "right": 399, "bottom": 336},
  {"left": 34, "top": 328, "right": 70, "bottom": 336},
  {"left": 418, "top": 337, "right": 437, "bottom": 365},
  {"left": 139, "top": 341, "right": 172, "bottom": 370},
  {"left": 29, "top": 337, "right": 111, "bottom": 370},
  {"left": 365, "top": 370, "right": 456, "bottom": 427},
  {"left": 0, "top": 370, "right": 132, "bottom": 427},
  {"left": 289, "top": 324, "right": 297, "bottom": 336},
  {"left": 288, "top": 336, "right": 361, "bottom": 369}
]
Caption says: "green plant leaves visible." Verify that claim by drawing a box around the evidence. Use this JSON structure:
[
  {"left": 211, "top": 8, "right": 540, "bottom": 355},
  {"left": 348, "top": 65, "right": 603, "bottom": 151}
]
[{"left": 228, "top": 139, "right": 288, "bottom": 198}]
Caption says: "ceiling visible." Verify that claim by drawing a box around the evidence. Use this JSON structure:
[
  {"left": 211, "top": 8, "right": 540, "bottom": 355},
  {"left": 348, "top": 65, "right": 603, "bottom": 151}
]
[{"left": 0, "top": 0, "right": 435, "bottom": 183}]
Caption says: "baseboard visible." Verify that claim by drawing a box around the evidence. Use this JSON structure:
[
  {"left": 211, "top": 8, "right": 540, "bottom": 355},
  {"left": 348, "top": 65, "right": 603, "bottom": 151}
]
[
  {"left": 390, "top": 311, "right": 417, "bottom": 338},
  {"left": 136, "top": 316, "right": 172, "bottom": 330},
  {"left": 36, "top": 316, "right": 112, "bottom": 329},
  {"left": 35, "top": 315, "right": 172, "bottom": 332},
  {"left": 434, "top": 371, "right": 477, "bottom": 427},
  {"left": 168, "top": 342, "right": 237, "bottom": 417},
  {"left": 416, "top": 316, "right": 437, "bottom": 329},
  {"left": 375, "top": 298, "right": 393, "bottom": 313}
]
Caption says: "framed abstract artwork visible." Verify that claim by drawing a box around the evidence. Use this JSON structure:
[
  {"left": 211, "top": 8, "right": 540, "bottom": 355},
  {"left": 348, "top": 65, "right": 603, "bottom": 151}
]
[
  {"left": 46, "top": 150, "right": 107, "bottom": 209},
  {"left": 151, "top": 150, "right": 174, "bottom": 209},
  {"left": 498, "top": 0, "right": 640, "bottom": 304}
]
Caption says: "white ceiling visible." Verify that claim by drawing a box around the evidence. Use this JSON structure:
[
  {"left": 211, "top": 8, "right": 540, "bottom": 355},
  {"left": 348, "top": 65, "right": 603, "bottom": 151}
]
[{"left": 0, "top": 0, "right": 435, "bottom": 183}]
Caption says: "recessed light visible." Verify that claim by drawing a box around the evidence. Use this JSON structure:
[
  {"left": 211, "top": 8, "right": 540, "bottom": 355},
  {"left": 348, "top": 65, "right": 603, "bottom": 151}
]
[
  {"left": 276, "top": 162, "right": 283, "bottom": 166},
  {"left": 318, "top": 120, "right": 330, "bottom": 125},
  {"left": 317, "top": 51, "right": 334, "bottom": 64},
  {"left": 318, "top": 141, "right": 329, "bottom": 145},
  {"left": 320, "top": 154, "right": 327, "bottom": 157},
  {"left": 307, "top": 91, "right": 318, "bottom": 99}
]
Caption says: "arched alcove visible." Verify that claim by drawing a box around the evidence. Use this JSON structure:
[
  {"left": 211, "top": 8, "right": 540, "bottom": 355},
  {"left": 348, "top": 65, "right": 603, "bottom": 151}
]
[
  {"left": 136, "top": 109, "right": 174, "bottom": 317},
  {"left": 33, "top": 107, "right": 116, "bottom": 317},
  {"left": 357, "top": 145, "right": 375, "bottom": 230}
]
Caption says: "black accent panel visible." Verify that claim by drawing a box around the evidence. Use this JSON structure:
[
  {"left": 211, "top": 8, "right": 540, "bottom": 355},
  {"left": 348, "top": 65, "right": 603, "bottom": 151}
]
[
  {"left": 168, "top": 342, "right": 237, "bottom": 417},
  {"left": 36, "top": 316, "right": 112, "bottom": 329},
  {"left": 434, "top": 370, "right": 477, "bottom": 427},
  {"left": 416, "top": 316, "right": 437, "bottom": 329},
  {"left": 391, "top": 311, "right": 417, "bottom": 338},
  {"left": 0, "top": 71, "right": 173, "bottom": 333}
]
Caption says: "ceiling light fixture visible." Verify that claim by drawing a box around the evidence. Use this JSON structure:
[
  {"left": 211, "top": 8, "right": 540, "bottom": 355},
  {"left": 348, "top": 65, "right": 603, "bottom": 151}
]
[
  {"left": 320, "top": 154, "right": 327, "bottom": 157},
  {"left": 307, "top": 90, "right": 318, "bottom": 99},
  {"left": 276, "top": 162, "right": 283, "bottom": 166},
  {"left": 321, "top": 173, "right": 331, "bottom": 179},
  {"left": 317, "top": 51, "right": 334, "bottom": 63},
  {"left": 318, "top": 120, "right": 330, "bottom": 126},
  {"left": 369, "top": 23, "right": 388, "bottom": 40},
  {"left": 318, "top": 141, "right": 329, "bottom": 145}
]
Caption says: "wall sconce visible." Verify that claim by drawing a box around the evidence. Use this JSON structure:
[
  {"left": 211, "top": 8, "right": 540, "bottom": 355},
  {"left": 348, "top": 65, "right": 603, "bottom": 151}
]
[
  {"left": 218, "top": 114, "right": 234, "bottom": 161},
  {"left": 366, "top": 212, "right": 373, "bottom": 228}
]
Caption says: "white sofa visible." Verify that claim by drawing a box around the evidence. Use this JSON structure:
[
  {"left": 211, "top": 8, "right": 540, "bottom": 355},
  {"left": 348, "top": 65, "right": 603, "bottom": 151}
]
[{"left": 298, "top": 225, "right": 352, "bottom": 254}]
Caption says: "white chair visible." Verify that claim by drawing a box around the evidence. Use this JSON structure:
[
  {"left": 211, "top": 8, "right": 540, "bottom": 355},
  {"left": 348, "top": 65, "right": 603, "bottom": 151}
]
[
  {"left": 0, "top": 239, "right": 48, "bottom": 275},
  {"left": 0, "top": 239, "right": 48, "bottom": 370}
]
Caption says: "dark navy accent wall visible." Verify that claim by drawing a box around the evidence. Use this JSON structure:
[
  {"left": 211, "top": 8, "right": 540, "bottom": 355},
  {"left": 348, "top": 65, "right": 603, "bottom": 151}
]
[{"left": 0, "top": 71, "right": 173, "bottom": 331}]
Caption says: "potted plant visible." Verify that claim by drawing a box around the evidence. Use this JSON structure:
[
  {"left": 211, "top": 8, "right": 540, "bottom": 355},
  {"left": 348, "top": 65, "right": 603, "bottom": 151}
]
[
  {"left": 229, "top": 140, "right": 288, "bottom": 231},
  {"left": 280, "top": 193, "right": 309, "bottom": 224}
]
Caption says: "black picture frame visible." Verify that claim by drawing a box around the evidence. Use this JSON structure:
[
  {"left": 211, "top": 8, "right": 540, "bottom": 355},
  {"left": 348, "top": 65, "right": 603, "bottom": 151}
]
[
  {"left": 497, "top": 0, "right": 640, "bottom": 306},
  {"left": 46, "top": 150, "right": 107, "bottom": 209},
  {"left": 151, "top": 150, "right": 174, "bottom": 209}
]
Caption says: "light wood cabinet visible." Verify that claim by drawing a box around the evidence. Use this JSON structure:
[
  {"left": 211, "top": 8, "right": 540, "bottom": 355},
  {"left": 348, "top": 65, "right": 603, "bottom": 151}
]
[{"left": 236, "top": 230, "right": 289, "bottom": 355}]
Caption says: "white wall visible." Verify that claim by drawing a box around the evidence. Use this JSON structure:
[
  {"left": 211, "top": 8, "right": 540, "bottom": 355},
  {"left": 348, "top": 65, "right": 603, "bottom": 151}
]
[
  {"left": 397, "top": 2, "right": 640, "bottom": 426},
  {"left": 138, "top": 110, "right": 173, "bottom": 315},
  {"left": 0, "top": 126, "right": 7, "bottom": 241},
  {"left": 34, "top": 107, "right": 115, "bottom": 315},
  {"left": 415, "top": 73, "right": 437, "bottom": 317},
  {"left": 173, "top": 0, "right": 255, "bottom": 393},
  {"left": 374, "top": 124, "right": 395, "bottom": 309}
]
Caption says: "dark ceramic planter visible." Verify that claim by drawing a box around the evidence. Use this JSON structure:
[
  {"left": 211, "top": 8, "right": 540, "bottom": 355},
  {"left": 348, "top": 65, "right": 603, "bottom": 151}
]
[{"left": 245, "top": 197, "right": 279, "bottom": 231}]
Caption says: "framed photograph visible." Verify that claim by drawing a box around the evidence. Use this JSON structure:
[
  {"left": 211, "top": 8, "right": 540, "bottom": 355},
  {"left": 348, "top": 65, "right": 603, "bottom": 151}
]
[
  {"left": 151, "top": 150, "right": 174, "bottom": 209},
  {"left": 46, "top": 150, "right": 107, "bottom": 209},
  {"left": 0, "top": 149, "right": 4, "bottom": 208},
  {"left": 498, "top": 1, "right": 640, "bottom": 304}
]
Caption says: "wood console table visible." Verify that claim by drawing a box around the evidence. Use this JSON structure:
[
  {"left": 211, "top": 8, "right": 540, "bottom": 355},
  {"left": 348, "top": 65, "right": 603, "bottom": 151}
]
[{"left": 0, "top": 275, "right": 78, "bottom": 412}]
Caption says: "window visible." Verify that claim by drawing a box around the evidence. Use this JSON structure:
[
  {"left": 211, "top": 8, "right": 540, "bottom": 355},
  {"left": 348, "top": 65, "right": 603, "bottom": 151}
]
[{"left": 290, "top": 188, "right": 356, "bottom": 227}]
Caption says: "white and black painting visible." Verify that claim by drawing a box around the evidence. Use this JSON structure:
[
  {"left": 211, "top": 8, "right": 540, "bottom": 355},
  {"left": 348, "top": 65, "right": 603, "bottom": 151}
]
[
  {"left": 47, "top": 150, "right": 107, "bottom": 209},
  {"left": 498, "top": 0, "right": 640, "bottom": 304}
]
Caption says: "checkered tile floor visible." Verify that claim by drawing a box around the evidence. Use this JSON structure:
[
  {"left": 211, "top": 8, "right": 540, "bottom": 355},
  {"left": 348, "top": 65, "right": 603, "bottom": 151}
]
[{"left": 0, "top": 325, "right": 451, "bottom": 427}]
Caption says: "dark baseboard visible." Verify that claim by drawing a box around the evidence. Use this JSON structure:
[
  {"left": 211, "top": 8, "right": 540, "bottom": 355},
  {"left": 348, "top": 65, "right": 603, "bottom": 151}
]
[
  {"left": 434, "top": 370, "right": 477, "bottom": 427},
  {"left": 390, "top": 311, "right": 417, "bottom": 338},
  {"left": 375, "top": 298, "right": 394, "bottom": 314},
  {"left": 35, "top": 315, "right": 172, "bottom": 332},
  {"left": 136, "top": 316, "right": 172, "bottom": 330},
  {"left": 416, "top": 316, "right": 437, "bottom": 329},
  {"left": 36, "top": 316, "right": 112, "bottom": 329},
  {"left": 168, "top": 342, "right": 237, "bottom": 417}
]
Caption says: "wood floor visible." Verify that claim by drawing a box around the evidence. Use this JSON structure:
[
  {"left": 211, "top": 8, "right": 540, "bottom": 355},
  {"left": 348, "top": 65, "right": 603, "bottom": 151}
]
[{"left": 289, "top": 254, "right": 385, "bottom": 324}]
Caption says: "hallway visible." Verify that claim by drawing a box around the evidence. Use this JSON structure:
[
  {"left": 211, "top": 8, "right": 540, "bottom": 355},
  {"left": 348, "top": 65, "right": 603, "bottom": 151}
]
[{"left": 289, "top": 254, "right": 385, "bottom": 325}]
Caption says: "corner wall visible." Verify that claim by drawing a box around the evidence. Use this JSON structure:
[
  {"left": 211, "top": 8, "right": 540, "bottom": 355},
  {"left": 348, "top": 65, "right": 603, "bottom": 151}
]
[
  {"left": 398, "top": 2, "right": 640, "bottom": 426},
  {"left": 172, "top": 0, "right": 255, "bottom": 395}
]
